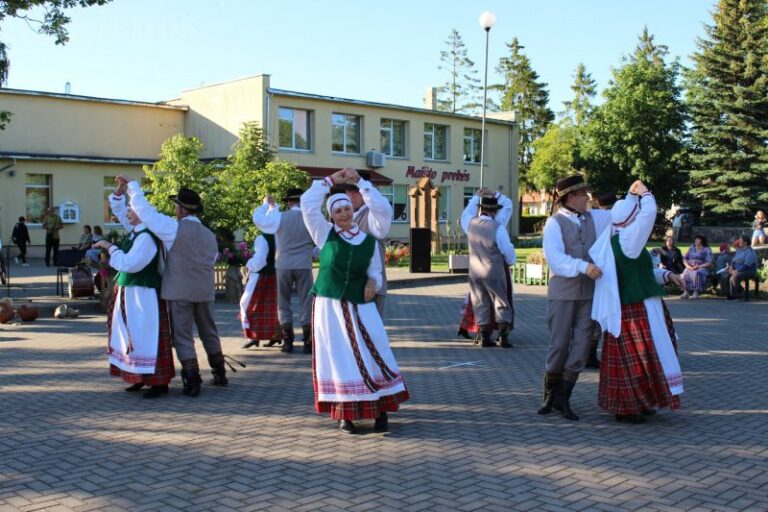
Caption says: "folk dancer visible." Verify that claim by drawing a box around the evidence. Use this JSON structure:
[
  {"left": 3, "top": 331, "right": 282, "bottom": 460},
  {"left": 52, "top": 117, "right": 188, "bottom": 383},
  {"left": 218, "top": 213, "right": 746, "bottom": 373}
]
[
  {"left": 460, "top": 193, "right": 516, "bottom": 347},
  {"left": 123, "top": 176, "right": 227, "bottom": 397},
  {"left": 538, "top": 175, "right": 612, "bottom": 421},
  {"left": 590, "top": 180, "right": 684, "bottom": 423},
  {"left": 96, "top": 180, "right": 175, "bottom": 398},
  {"left": 301, "top": 172, "right": 409, "bottom": 435},
  {"left": 239, "top": 234, "right": 281, "bottom": 348},
  {"left": 253, "top": 189, "right": 315, "bottom": 354},
  {"left": 457, "top": 189, "right": 513, "bottom": 341}
]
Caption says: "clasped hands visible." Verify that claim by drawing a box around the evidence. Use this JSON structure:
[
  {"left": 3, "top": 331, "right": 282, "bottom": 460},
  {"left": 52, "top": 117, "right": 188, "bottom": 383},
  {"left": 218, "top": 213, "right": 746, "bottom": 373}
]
[{"left": 330, "top": 168, "right": 361, "bottom": 185}]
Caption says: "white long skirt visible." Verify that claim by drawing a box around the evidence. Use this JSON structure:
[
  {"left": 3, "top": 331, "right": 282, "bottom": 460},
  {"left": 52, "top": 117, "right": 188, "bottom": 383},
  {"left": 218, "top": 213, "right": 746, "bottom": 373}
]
[{"left": 108, "top": 285, "right": 160, "bottom": 374}]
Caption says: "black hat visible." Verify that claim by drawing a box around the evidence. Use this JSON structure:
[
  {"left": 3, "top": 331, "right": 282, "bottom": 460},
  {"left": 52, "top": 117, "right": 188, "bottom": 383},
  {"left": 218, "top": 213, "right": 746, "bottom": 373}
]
[
  {"left": 479, "top": 196, "right": 501, "bottom": 210},
  {"left": 282, "top": 188, "right": 304, "bottom": 201},
  {"left": 169, "top": 188, "right": 203, "bottom": 213},
  {"left": 335, "top": 170, "right": 372, "bottom": 191},
  {"left": 596, "top": 192, "right": 618, "bottom": 209},
  {"left": 555, "top": 175, "right": 588, "bottom": 204}
]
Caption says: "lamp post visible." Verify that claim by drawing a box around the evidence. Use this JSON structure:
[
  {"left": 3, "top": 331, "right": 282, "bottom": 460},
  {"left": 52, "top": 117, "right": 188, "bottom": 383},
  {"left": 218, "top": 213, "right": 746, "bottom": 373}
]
[{"left": 478, "top": 11, "right": 496, "bottom": 189}]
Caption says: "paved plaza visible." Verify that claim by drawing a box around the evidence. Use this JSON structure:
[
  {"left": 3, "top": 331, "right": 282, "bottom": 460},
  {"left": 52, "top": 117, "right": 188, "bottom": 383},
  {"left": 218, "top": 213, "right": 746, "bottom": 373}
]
[{"left": 1, "top": 279, "right": 768, "bottom": 511}]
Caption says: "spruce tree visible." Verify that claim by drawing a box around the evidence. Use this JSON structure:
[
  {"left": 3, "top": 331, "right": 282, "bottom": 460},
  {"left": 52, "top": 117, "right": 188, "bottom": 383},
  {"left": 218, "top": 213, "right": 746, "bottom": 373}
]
[
  {"left": 561, "top": 63, "right": 597, "bottom": 127},
  {"left": 436, "top": 29, "right": 482, "bottom": 114},
  {"left": 687, "top": 0, "right": 768, "bottom": 219}
]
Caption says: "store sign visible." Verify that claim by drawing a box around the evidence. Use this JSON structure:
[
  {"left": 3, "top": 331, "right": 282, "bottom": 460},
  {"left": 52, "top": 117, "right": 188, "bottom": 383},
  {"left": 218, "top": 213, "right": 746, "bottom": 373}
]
[{"left": 405, "top": 165, "right": 471, "bottom": 183}]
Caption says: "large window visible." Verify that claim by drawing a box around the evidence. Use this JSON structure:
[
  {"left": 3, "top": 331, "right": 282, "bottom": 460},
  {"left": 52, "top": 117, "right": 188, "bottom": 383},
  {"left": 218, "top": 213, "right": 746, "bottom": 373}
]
[
  {"left": 380, "top": 184, "right": 410, "bottom": 223},
  {"left": 463, "top": 128, "right": 482, "bottom": 163},
  {"left": 25, "top": 174, "right": 51, "bottom": 223},
  {"left": 380, "top": 119, "right": 406, "bottom": 157},
  {"left": 278, "top": 107, "right": 311, "bottom": 150},
  {"left": 463, "top": 187, "right": 479, "bottom": 207},
  {"left": 103, "top": 177, "right": 121, "bottom": 224},
  {"left": 332, "top": 113, "right": 361, "bottom": 154},
  {"left": 424, "top": 123, "right": 448, "bottom": 160}
]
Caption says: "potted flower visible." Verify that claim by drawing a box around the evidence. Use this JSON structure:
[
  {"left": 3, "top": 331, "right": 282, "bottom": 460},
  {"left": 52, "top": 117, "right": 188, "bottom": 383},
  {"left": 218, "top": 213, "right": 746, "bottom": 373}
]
[
  {"left": 525, "top": 250, "right": 547, "bottom": 283},
  {"left": 218, "top": 241, "right": 252, "bottom": 303}
]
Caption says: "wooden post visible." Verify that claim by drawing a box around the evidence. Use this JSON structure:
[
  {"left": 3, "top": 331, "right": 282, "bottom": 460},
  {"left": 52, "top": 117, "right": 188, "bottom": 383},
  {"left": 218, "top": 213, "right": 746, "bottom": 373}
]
[{"left": 430, "top": 187, "right": 441, "bottom": 253}]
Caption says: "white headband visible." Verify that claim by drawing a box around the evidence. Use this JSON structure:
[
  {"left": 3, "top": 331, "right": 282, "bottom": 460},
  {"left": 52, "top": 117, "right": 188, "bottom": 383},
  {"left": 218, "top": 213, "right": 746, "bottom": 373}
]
[{"left": 326, "top": 193, "right": 352, "bottom": 214}]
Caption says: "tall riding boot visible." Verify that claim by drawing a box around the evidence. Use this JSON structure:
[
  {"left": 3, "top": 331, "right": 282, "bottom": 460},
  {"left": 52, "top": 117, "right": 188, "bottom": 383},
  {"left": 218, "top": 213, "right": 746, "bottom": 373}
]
[
  {"left": 181, "top": 359, "right": 203, "bottom": 397},
  {"left": 280, "top": 323, "right": 294, "bottom": 353},
  {"left": 302, "top": 324, "right": 312, "bottom": 354},
  {"left": 497, "top": 322, "right": 513, "bottom": 348},
  {"left": 475, "top": 325, "right": 496, "bottom": 347},
  {"left": 552, "top": 378, "right": 579, "bottom": 421},
  {"left": 208, "top": 352, "right": 228, "bottom": 387},
  {"left": 585, "top": 330, "right": 601, "bottom": 369},
  {"left": 537, "top": 373, "right": 562, "bottom": 415}
]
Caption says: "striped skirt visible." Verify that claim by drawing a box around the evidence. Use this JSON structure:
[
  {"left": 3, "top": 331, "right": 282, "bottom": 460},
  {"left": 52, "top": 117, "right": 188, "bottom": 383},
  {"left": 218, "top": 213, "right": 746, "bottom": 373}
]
[{"left": 241, "top": 273, "right": 280, "bottom": 341}]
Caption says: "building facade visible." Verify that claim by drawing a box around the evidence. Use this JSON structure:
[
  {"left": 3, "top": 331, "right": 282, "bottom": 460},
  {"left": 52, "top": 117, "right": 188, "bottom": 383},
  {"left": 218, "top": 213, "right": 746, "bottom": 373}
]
[{"left": 0, "top": 74, "right": 519, "bottom": 253}]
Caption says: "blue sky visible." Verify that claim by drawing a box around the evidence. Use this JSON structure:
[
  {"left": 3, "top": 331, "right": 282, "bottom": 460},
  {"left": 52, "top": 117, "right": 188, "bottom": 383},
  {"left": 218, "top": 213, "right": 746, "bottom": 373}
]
[{"left": 3, "top": 0, "right": 715, "bottom": 113}]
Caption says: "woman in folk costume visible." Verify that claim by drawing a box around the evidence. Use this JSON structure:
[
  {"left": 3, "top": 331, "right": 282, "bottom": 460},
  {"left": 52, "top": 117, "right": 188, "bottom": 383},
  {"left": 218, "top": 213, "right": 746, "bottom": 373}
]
[
  {"left": 301, "top": 172, "right": 409, "bottom": 435},
  {"left": 94, "top": 179, "right": 175, "bottom": 399},
  {"left": 590, "top": 180, "right": 684, "bottom": 424},
  {"left": 457, "top": 189, "right": 514, "bottom": 342},
  {"left": 239, "top": 234, "right": 281, "bottom": 348}
]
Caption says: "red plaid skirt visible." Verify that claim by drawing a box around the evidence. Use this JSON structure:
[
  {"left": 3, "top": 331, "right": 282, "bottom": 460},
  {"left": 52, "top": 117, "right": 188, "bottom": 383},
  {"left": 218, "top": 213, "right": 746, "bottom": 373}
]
[
  {"left": 241, "top": 273, "right": 280, "bottom": 340},
  {"left": 316, "top": 390, "right": 410, "bottom": 421},
  {"left": 457, "top": 266, "right": 514, "bottom": 338},
  {"left": 598, "top": 301, "right": 681, "bottom": 415},
  {"left": 107, "top": 286, "right": 176, "bottom": 386}
]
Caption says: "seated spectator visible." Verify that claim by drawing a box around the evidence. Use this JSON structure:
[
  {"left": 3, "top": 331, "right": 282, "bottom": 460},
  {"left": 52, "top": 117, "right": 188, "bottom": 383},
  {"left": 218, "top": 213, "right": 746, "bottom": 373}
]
[
  {"left": 681, "top": 234, "right": 713, "bottom": 299},
  {"left": 752, "top": 210, "right": 767, "bottom": 246},
  {"left": 657, "top": 236, "right": 685, "bottom": 274},
  {"left": 73, "top": 225, "right": 94, "bottom": 252},
  {"left": 721, "top": 235, "right": 758, "bottom": 300},
  {"left": 85, "top": 225, "right": 104, "bottom": 265}
]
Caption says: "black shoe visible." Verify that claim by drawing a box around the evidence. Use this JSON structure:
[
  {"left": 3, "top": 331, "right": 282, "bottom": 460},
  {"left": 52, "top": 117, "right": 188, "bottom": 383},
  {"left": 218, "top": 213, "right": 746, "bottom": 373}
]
[
  {"left": 457, "top": 328, "right": 473, "bottom": 340},
  {"left": 552, "top": 380, "right": 579, "bottom": 421},
  {"left": 211, "top": 365, "right": 228, "bottom": 387},
  {"left": 125, "top": 383, "right": 144, "bottom": 392},
  {"left": 339, "top": 420, "right": 358, "bottom": 434},
  {"left": 498, "top": 339, "right": 514, "bottom": 348},
  {"left": 181, "top": 369, "right": 202, "bottom": 397},
  {"left": 242, "top": 339, "right": 260, "bottom": 349},
  {"left": 281, "top": 340, "right": 294, "bottom": 353},
  {"left": 480, "top": 339, "right": 497, "bottom": 347},
  {"left": 265, "top": 338, "right": 282, "bottom": 347},
  {"left": 615, "top": 414, "right": 646, "bottom": 424},
  {"left": 373, "top": 412, "right": 389, "bottom": 433},
  {"left": 142, "top": 385, "right": 169, "bottom": 399},
  {"left": 280, "top": 324, "right": 295, "bottom": 353},
  {"left": 641, "top": 409, "right": 657, "bottom": 416}
]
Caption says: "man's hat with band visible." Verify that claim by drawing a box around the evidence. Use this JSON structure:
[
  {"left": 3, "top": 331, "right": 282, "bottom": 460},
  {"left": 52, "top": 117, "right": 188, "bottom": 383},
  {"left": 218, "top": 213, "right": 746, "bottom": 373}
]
[
  {"left": 169, "top": 188, "right": 203, "bottom": 213},
  {"left": 554, "top": 175, "right": 589, "bottom": 204},
  {"left": 479, "top": 196, "right": 501, "bottom": 211},
  {"left": 282, "top": 188, "right": 304, "bottom": 201}
]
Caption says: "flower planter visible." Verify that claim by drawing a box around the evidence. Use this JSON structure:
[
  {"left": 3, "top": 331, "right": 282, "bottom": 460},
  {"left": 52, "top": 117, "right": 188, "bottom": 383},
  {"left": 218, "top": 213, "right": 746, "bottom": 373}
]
[
  {"left": 525, "top": 263, "right": 544, "bottom": 282},
  {"left": 449, "top": 254, "right": 469, "bottom": 274}
]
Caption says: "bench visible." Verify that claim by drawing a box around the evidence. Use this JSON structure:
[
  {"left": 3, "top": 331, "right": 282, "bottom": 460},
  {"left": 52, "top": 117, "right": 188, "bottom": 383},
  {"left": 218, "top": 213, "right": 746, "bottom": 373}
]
[{"left": 742, "top": 273, "right": 761, "bottom": 301}]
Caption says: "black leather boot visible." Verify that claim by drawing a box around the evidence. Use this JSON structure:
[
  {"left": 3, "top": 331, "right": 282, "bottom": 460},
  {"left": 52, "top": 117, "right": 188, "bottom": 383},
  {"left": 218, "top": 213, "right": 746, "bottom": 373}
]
[
  {"left": 339, "top": 420, "right": 357, "bottom": 434},
  {"left": 497, "top": 322, "right": 513, "bottom": 348},
  {"left": 142, "top": 385, "right": 169, "bottom": 399},
  {"left": 209, "top": 353, "right": 228, "bottom": 387},
  {"left": 125, "top": 383, "right": 144, "bottom": 392},
  {"left": 374, "top": 412, "right": 389, "bottom": 432},
  {"left": 181, "top": 364, "right": 202, "bottom": 397},
  {"left": 476, "top": 326, "right": 496, "bottom": 348},
  {"left": 302, "top": 324, "right": 312, "bottom": 354},
  {"left": 280, "top": 324, "right": 294, "bottom": 353},
  {"left": 242, "top": 339, "right": 260, "bottom": 349},
  {"left": 552, "top": 379, "right": 579, "bottom": 420},
  {"left": 585, "top": 336, "right": 601, "bottom": 369},
  {"left": 537, "top": 373, "right": 562, "bottom": 415}
]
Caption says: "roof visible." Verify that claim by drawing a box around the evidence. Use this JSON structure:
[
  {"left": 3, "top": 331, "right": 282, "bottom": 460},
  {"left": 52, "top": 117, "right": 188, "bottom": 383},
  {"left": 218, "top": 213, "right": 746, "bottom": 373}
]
[
  {"left": 0, "top": 88, "right": 188, "bottom": 111},
  {"left": 0, "top": 151, "right": 156, "bottom": 165}
]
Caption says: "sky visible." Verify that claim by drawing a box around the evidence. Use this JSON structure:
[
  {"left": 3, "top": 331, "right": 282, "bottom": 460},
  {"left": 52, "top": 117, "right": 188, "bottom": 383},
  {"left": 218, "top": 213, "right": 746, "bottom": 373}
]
[{"left": 2, "top": 0, "right": 716, "bottom": 113}]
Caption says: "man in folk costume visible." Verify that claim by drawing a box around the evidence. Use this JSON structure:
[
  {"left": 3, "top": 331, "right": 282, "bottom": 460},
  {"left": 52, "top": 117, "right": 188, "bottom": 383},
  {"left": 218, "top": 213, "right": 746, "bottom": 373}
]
[
  {"left": 121, "top": 176, "right": 226, "bottom": 398},
  {"left": 460, "top": 193, "right": 516, "bottom": 348},
  {"left": 590, "top": 180, "right": 684, "bottom": 423},
  {"left": 301, "top": 171, "right": 408, "bottom": 434},
  {"left": 457, "top": 189, "right": 513, "bottom": 341},
  {"left": 239, "top": 233, "right": 281, "bottom": 348},
  {"left": 336, "top": 169, "right": 393, "bottom": 317},
  {"left": 253, "top": 188, "right": 315, "bottom": 354},
  {"left": 539, "top": 175, "right": 612, "bottom": 421},
  {"left": 96, "top": 179, "right": 175, "bottom": 398}
]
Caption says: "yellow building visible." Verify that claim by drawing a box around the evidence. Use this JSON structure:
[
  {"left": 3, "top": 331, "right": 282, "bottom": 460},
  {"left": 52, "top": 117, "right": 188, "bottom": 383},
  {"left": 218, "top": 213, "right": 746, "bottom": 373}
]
[{"left": 0, "top": 74, "right": 519, "bottom": 255}]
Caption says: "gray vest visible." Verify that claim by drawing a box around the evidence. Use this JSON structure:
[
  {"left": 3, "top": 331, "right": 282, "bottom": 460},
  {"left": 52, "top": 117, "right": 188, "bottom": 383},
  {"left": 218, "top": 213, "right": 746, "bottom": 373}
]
[
  {"left": 276, "top": 208, "right": 314, "bottom": 270},
  {"left": 547, "top": 212, "right": 597, "bottom": 301},
  {"left": 161, "top": 219, "right": 218, "bottom": 302},
  {"left": 468, "top": 217, "right": 505, "bottom": 279},
  {"left": 356, "top": 206, "right": 387, "bottom": 295}
]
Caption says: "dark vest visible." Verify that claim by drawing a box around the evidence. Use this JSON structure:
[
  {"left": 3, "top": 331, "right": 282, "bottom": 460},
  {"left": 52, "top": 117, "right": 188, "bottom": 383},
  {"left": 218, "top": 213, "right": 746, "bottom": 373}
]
[
  {"left": 612, "top": 234, "right": 665, "bottom": 304},
  {"left": 468, "top": 217, "right": 506, "bottom": 279},
  {"left": 275, "top": 208, "right": 314, "bottom": 270},
  {"left": 262, "top": 233, "right": 276, "bottom": 275},
  {"left": 115, "top": 229, "right": 161, "bottom": 289},
  {"left": 161, "top": 219, "right": 218, "bottom": 302},
  {"left": 311, "top": 229, "right": 375, "bottom": 304},
  {"left": 547, "top": 212, "right": 597, "bottom": 301}
]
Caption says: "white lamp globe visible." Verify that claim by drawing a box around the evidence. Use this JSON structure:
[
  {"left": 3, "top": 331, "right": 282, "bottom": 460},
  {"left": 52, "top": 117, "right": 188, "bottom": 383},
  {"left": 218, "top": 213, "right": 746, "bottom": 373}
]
[{"left": 479, "top": 11, "right": 496, "bottom": 30}]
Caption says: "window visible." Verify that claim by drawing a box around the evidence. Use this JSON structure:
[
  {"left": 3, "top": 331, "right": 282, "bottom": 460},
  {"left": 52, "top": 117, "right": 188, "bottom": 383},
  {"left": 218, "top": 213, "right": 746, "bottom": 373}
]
[
  {"left": 25, "top": 174, "right": 51, "bottom": 223},
  {"left": 332, "top": 113, "right": 360, "bottom": 154},
  {"left": 279, "top": 107, "right": 311, "bottom": 150},
  {"left": 380, "top": 184, "right": 410, "bottom": 223},
  {"left": 424, "top": 123, "right": 448, "bottom": 160},
  {"left": 438, "top": 187, "right": 450, "bottom": 223},
  {"left": 103, "top": 177, "right": 121, "bottom": 224},
  {"left": 463, "top": 187, "right": 479, "bottom": 207},
  {"left": 380, "top": 119, "right": 406, "bottom": 157},
  {"left": 463, "top": 128, "right": 482, "bottom": 163}
]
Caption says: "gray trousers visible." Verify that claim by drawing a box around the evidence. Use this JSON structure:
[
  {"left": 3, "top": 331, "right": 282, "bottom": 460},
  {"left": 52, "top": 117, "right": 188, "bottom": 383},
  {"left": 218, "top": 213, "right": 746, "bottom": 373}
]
[
  {"left": 276, "top": 268, "right": 314, "bottom": 326},
  {"left": 169, "top": 300, "right": 222, "bottom": 363},
  {"left": 545, "top": 299, "right": 593, "bottom": 378},
  {"left": 469, "top": 276, "right": 512, "bottom": 326}
]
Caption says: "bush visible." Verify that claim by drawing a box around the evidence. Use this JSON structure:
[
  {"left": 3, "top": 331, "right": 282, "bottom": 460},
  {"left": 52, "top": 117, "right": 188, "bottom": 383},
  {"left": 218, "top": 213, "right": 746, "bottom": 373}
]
[{"left": 519, "top": 215, "right": 548, "bottom": 234}]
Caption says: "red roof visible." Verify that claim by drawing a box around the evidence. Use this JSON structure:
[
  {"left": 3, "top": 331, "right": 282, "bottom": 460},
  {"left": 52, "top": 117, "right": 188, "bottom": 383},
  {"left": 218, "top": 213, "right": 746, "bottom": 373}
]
[{"left": 298, "top": 166, "right": 393, "bottom": 185}]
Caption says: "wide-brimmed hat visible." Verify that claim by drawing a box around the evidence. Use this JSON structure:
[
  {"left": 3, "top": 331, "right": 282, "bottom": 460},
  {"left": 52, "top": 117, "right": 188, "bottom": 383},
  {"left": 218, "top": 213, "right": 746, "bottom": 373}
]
[
  {"left": 555, "top": 175, "right": 588, "bottom": 204},
  {"left": 169, "top": 188, "right": 203, "bottom": 213},
  {"left": 479, "top": 196, "right": 501, "bottom": 211},
  {"left": 335, "top": 170, "right": 372, "bottom": 191},
  {"left": 282, "top": 188, "right": 304, "bottom": 201}
]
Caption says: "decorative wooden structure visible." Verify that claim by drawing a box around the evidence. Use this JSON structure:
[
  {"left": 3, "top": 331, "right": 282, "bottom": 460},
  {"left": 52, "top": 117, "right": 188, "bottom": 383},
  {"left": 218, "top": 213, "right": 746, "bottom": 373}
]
[{"left": 408, "top": 178, "right": 442, "bottom": 253}]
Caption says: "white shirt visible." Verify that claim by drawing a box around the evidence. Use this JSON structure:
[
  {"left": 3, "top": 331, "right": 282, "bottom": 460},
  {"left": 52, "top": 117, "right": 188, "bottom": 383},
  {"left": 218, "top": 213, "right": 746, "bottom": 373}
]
[
  {"left": 245, "top": 236, "right": 269, "bottom": 273},
  {"left": 252, "top": 202, "right": 301, "bottom": 234},
  {"left": 460, "top": 192, "right": 516, "bottom": 265},
  {"left": 543, "top": 208, "right": 612, "bottom": 277},
  {"left": 352, "top": 178, "right": 393, "bottom": 239},
  {"left": 107, "top": 222, "right": 158, "bottom": 274}
]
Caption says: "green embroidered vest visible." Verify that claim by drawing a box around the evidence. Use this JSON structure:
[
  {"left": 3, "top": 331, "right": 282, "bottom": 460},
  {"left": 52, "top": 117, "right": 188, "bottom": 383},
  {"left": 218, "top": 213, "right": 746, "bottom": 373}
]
[
  {"left": 311, "top": 229, "right": 375, "bottom": 304},
  {"left": 115, "top": 229, "right": 162, "bottom": 289},
  {"left": 611, "top": 234, "right": 664, "bottom": 305},
  {"left": 262, "top": 233, "right": 276, "bottom": 275}
]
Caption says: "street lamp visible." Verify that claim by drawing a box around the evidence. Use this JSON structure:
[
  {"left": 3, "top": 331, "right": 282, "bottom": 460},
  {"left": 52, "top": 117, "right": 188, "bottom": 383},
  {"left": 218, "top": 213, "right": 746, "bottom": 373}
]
[{"left": 478, "top": 11, "right": 496, "bottom": 189}]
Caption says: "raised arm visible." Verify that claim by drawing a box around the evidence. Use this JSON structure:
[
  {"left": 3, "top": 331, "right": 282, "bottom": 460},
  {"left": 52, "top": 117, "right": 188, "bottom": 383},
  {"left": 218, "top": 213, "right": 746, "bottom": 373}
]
[
  {"left": 494, "top": 192, "right": 514, "bottom": 227},
  {"left": 460, "top": 195, "right": 479, "bottom": 234},
  {"left": 300, "top": 179, "right": 334, "bottom": 248},
  {"left": 618, "top": 187, "right": 656, "bottom": 259},
  {"left": 252, "top": 197, "right": 282, "bottom": 234},
  {"left": 109, "top": 193, "right": 132, "bottom": 232},
  {"left": 126, "top": 181, "right": 178, "bottom": 250},
  {"left": 357, "top": 178, "right": 393, "bottom": 239},
  {"left": 245, "top": 236, "right": 269, "bottom": 273}
]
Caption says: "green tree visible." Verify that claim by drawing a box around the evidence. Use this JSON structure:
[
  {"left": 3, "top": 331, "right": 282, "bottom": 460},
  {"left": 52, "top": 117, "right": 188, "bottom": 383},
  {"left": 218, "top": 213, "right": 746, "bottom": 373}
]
[
  {"left": 1, "top": 0, "right": 112, "bottom": 129},
  {"left": 686, "top": 0, "right": 768, "bottom": 219},
  {"left": 495, "top": 37, "right": 554, "bottom": 190},
  {"left": 436, "top": 29, "right": 482, "bottom": 114},
  {"left": 579, "top": 28, "right": 687, "bottom": 209},
  {"left": 561, "top": 63, "right": 597, "bottom": 127},
  {"left": 529, "top": 123, "right": 578, "bottom": 198}
]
